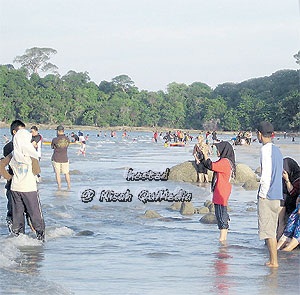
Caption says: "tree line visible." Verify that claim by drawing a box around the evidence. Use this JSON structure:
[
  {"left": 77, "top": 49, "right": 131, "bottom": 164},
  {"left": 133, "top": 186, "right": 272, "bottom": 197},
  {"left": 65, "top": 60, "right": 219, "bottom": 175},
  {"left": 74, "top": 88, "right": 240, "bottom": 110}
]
[{"left": 0, "top": 49, "right": 299, "bottom": 131}]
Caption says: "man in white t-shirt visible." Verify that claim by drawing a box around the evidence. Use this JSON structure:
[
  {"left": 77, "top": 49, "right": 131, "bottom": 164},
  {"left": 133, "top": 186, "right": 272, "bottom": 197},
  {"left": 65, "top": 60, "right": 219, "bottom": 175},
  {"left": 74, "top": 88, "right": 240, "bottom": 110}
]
[{"left": 1, "top": 129, "right": 45, "bottom": 241}]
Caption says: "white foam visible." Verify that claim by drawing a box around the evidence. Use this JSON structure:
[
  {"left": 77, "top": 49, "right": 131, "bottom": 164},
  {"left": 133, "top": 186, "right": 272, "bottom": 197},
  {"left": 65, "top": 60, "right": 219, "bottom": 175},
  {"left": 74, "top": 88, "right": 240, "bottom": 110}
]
[
  {"left": 46, "top": 226, "right": 74, "bottom": 240},
  {"left": 8, "top": 234, "right": 42, "bottom": 247},
  {"left": 53, "top": 211, "right": 73, "bottom": 219},
  {"left": 0, "top": 234, "right": 41, "bottom": 268},
  {"left": 0, "top": 241, "right": 19, "bottom": 268}
]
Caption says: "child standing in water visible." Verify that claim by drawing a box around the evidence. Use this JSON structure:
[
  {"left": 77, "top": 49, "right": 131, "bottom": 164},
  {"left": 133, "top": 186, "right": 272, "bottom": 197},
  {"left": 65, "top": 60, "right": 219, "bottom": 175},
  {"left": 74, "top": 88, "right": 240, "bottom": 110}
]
[{"left": 203, "top": 141, "right": 236, "bottom": 242}]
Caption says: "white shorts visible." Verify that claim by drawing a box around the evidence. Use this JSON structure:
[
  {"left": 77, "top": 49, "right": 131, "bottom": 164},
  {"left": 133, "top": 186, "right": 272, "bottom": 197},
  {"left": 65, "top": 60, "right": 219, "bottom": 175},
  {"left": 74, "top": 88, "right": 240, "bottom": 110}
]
[
  {"left": 52, "top": 161, "right": 69, "bottom": 174},
  {"left": 258, "top": 197, "right": 280, "bottom": 240}
]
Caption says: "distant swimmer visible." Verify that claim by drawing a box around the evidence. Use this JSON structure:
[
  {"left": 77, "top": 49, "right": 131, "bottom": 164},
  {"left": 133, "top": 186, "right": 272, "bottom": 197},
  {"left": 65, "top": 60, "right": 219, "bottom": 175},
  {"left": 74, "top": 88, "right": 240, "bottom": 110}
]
[
  {"left": 71, "top": 132, "right": 79, "bottom": 142},
  {"left": 78, "top": 133, "right": 86, "bottom": 157}
]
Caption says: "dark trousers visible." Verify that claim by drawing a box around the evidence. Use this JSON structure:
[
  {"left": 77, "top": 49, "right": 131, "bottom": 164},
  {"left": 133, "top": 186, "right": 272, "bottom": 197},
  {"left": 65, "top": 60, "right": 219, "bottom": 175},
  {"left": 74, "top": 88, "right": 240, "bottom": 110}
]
[
  {"left": 6, "top": 189, "right": 13, "bottom": 222},
  {"left": 11, "top": 191, "right": 45, "bottom": 235},
  {"left": 214, "top": 204, "right": 230, "bottom": 230}
]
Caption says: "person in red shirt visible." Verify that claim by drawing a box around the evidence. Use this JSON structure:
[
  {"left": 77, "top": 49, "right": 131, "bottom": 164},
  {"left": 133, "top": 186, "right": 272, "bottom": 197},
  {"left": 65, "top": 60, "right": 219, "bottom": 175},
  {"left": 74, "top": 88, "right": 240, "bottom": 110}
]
[{"left": 203, "top": 141, "right": 236, "bottom": 242}]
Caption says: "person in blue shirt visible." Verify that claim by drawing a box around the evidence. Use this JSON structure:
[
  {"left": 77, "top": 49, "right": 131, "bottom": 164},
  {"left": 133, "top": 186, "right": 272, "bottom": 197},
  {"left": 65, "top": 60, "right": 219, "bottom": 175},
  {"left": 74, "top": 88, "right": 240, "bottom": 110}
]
[{"left": 256, "top": 121, "right": 283, "bottom": 268}]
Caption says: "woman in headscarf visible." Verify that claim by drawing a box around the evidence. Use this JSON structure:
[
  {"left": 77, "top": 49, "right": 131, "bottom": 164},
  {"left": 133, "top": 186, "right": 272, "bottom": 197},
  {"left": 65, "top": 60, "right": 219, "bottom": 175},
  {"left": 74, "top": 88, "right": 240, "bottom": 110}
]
[
  {"left": 277, "top": 157, "right": 300, "bottom": 239},
  {"left": 203, "top": 141, "right": 236, "bottom": 242},
  {"left": 282, "top": 157, "right": 300, "bottom": 215}
]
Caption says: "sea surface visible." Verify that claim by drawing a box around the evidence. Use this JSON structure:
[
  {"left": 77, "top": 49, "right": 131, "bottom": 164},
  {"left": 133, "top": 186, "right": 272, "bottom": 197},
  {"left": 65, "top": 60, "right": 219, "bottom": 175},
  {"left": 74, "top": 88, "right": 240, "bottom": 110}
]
[{"left": 0, "top": 129, "right": 299, "bottom": 295}]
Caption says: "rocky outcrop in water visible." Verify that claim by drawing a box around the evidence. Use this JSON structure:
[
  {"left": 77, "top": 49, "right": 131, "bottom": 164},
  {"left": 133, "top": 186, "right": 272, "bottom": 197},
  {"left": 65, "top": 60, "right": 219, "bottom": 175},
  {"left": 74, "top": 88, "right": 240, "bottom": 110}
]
[
  {"left": 168, "top": 161, "right": 213, "bottom": 182},
  {"left": 199, "top": 213, "right": 217, "bottom": 224},
  {"left": 142, "top": 210, "right": 162, "bottom": 218},
  {"left": 169, "top": 161, "right": 259, "bottom": 190},
  {"left": 180, "top": 202, "right": 195, "bottom": 215}
]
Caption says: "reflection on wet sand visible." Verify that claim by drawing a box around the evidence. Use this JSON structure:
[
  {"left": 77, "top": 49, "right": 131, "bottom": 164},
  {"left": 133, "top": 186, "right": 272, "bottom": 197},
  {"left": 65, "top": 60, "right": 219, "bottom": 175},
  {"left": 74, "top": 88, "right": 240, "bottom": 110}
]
[
  {"left": 16, "top": 246, "right": 44, "bottom": 275},
  {"left": 263, "top": 267, "right": 278, "bottom": 294},
  {"left": 212, "top": 242, "right": 234, "bottom": 295}
]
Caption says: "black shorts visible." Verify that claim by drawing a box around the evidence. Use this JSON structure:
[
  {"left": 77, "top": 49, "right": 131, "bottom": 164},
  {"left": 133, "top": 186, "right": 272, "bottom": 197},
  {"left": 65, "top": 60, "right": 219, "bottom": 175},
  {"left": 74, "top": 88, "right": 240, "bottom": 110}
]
[{"left": 195, "top": 161, "right": 208, "bottom": 174}]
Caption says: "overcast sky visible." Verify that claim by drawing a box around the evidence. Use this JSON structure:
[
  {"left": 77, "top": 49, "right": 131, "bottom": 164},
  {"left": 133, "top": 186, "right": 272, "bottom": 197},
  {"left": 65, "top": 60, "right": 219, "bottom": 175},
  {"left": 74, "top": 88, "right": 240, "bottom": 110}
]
[{"left": 0, "top": 0, "right": 299, "bottom": 91}]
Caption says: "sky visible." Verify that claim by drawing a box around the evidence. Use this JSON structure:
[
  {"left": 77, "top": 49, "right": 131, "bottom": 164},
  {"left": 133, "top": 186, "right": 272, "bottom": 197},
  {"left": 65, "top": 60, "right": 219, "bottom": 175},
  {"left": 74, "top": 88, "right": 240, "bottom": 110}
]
[{"left": 0, "top": 0, "right": 299, "bottom": 91}]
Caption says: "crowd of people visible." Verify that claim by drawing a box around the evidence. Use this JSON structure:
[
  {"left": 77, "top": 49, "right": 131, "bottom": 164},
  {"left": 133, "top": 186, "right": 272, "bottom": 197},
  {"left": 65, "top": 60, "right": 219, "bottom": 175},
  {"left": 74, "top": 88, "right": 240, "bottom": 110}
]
[
  {"left": 152, "top": 130, "right": 222, "bottom": 146},
  {"left": 0, "top": 120, "right": 299, "bottom": 266},
  {"left": 0, "top": 121, "right": 89, "bottom": 242},
  {"left": 191, "top": 121, "right": 299, "bottom": 268},
  {"left": 232, "top": 130, "right": 253, "bottom": 145},
  {"left": 159, "top": 130, "right": 193, "bottom": 145}
]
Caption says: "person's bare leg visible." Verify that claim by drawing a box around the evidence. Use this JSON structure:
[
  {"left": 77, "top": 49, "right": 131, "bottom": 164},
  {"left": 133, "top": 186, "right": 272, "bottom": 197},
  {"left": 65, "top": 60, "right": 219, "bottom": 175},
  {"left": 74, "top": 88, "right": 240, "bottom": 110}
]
[
  {"left": 55, "top": 172, "right": 62, "bottom": 190},
  {"left": 277, "top": 235, "right": 289, "bottom": 250},
  {"left": 282, "top": 237, "right": 299, "bottom": 252},
  {"left": 265, "top": 238, "right": 279, "bottom": 268},
  {"left": 199, "top": 173, "right": 204, "bottom": 183},
  {"left": 65, "top": 173, "right": 71, "bottom": 190},
  {"left": 277, "top": 207, "right": 286, "bottom": 240},
  {"left": 219, "top": 229, "right": 228, "bottom": 241},
  {"left": 204, "top": 173, "right": 209, "bottom": 183}
]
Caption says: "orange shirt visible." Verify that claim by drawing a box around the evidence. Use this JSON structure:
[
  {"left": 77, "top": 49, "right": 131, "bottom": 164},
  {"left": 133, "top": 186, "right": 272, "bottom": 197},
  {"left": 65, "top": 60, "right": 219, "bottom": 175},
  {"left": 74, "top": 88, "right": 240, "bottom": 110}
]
[{"left": 211, "top": 158, "right": 232, "bottom": 206}]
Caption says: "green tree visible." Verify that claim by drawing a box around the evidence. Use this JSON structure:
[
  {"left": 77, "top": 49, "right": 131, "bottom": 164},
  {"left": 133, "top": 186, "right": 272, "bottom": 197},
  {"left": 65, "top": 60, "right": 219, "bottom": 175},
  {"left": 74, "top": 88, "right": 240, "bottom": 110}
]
[
  {"left": 221, "top": 109, "right": 241, "bottom": 131},
  {"left": 111, "top": 75, "right": 136, "bottom": 93},
  {"left": 162, "top": 82, "right": 188, "bottom": 128},
  {"left": 294, "top": 50, "right": 300, "bottom": 65},
  {"left": 137, "top": 90, "right": 164, "bottom": 127},
  {"left": 0, "top": 64, "right": 299, "bottom": 131},
  {"left": 202, "top": 97, "right": 227, "bottom": 130},
  {"left": 62, "top": 70, "right": 90, "bottom": 87},
  {"left": 185, "top": 82, "right": 212, "bottom": 129},
  {"left": 14, "top": 47, "right": 58, "bottom": 76},
  {"left": 277, "top": 91, "right": 300, "bottom": 131},
  {"left": 99, "top": 80, "right": 116, "bottom": 95}
]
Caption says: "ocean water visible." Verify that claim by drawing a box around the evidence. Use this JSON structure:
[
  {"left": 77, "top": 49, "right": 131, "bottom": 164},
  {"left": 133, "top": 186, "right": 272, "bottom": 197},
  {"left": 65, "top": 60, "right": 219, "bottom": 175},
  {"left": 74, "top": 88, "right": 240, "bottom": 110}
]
[{"left": 0, "top": 129, "right": 299, "bottom": 295}]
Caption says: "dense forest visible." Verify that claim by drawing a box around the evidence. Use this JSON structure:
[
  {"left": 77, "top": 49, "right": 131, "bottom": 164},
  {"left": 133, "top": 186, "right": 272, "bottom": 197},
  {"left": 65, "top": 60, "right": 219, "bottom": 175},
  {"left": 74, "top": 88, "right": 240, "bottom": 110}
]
[{"left": 0, "top": 52, "right": 299, "bottom": 131}]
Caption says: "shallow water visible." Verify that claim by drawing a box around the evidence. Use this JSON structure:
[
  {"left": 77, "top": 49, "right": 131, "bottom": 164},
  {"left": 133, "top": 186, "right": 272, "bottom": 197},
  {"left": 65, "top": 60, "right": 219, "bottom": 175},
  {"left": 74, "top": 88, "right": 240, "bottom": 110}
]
[{"left": 0, "top": 130, "right": 299, "bottom": 294}]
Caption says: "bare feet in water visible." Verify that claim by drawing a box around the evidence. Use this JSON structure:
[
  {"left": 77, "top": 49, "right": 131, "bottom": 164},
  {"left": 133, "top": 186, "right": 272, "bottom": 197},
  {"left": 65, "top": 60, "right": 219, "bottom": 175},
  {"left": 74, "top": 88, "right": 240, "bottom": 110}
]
[{"left": 265, "top": 261, "right": 279, "bottom": 268}]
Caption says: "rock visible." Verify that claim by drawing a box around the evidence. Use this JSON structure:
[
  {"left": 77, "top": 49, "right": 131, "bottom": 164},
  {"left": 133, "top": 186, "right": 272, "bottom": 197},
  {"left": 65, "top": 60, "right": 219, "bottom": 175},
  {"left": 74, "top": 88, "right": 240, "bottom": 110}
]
[
  {"left": 203, "top": 200, "right": 231, "bottom": 213},
  {"left": 243, "top": 179, "right": 259, "bottom": 191},
  {"left": 168, "top": 161, "right": 198, "bottom": 182},
  {"left": 143, "top": 210, "right": 162, "bottom": 218},
  {"left": 168, "top": 161, "right": 213, "bottom": 182},
  {"left": 207, "top": 203, "right": 215, "bottom": 212},
  {"left": 246, "top": 207, "right": 256, "bottom": 212},
  {"left": 69, "top": 169, "right": 81, "bottom": 175},
  {"left": 160, "top": 217, "right": 192, "bottom": 222},
  {"left": 255, "top": 166, "right": 261, "bottom": 176},
  {"left": 234, "top": 163, "right": 257, "bottom": 183},
  {"left": 194, "top": 207, "right": 209, "bottom": 214},
  {"left": 90, "top": 205, "right": 102, "bottom": 210},
  {"left": 204, "top": 200, "right": 213, "bottom": 208},
  {"left": 180, "top": 202, "right": 195, "bottom": 215},
  {"left": 246, "top": 201, "right": 256, "bottom": 205},
  {"left": 199, "top": 213, "right": 217, "bottom": 224},
  {"left": 76, "top": 230, "right": 94, "bottom": 236},
  {"left": 169, "top": 161, "right": 256, "bottom": 185},
  {"left": 168, "top": 202, "right": 182, "bottom": 211}
]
